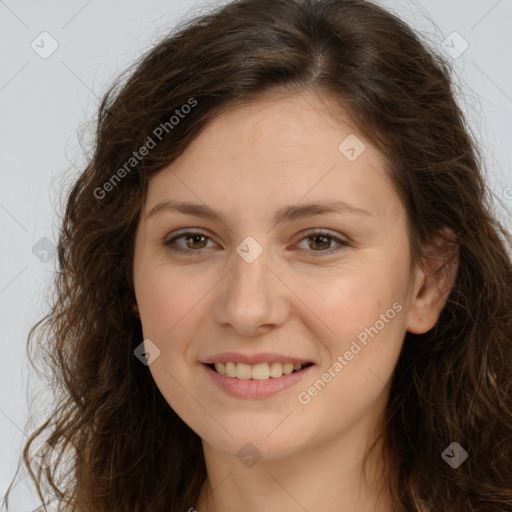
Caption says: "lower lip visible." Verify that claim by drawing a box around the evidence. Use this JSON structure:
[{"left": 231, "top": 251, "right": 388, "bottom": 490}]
[{"left": 202, "top": 363, "right": 314, "bottom": 399}]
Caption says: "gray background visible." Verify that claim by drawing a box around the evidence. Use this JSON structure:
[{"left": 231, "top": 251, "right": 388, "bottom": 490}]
[{"left": 1, "top": 0, "right": 511, "bottom": 509}]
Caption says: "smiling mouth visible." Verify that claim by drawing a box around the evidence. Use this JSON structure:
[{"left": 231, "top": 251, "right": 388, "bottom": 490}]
[{"left": 207, "top": 361, "right": 314, "bottom": 380}]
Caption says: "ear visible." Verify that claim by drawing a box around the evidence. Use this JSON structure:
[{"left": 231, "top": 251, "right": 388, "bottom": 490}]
[
  {"left": 132, "top": 303, "right": 140, "bottom": 319},
  {"left": 405, "top": 228, "right": 459, "bottom": 334}
]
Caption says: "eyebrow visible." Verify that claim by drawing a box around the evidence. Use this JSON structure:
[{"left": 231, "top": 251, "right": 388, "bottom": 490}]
[{"left": 146, "top": 199, "right": 373, "bottom": 224}]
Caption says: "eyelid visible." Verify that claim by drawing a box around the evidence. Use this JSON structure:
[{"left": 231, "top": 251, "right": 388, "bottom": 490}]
[
  {"left": 163, "top": 228, "right": 351, "bottom": 257},
  {"left": 292, "top": 229, "right": 350, "bottom": 257},
  {"left": 163, "top": 229, "right": 218, "bottom": 252}
]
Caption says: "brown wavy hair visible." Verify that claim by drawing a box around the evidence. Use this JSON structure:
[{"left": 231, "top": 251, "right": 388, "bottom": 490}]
[{"left": 3, "top": 0, "right": 512, "bottom": 510}]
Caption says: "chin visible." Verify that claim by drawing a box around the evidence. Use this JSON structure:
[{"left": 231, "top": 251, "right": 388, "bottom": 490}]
[{"left": 200, "top": 424, "right": 310, "bottom": 462}]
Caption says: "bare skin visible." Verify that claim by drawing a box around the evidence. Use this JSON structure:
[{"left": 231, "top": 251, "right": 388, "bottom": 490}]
[{"left": 132, "top": 91, "right": 456, "bottom": 512}]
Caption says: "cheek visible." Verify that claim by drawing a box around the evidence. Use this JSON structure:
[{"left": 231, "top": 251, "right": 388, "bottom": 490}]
[
  {"left": 292, "top": 272, "right": 405, "bottom": 432},
  {"left": 288, "top": 261, "right": 404, "bottom": 343},
  {"left": 135, "top": 264, "right": 211, "bottom": 341},
  {"left": 288, "top": 259, "right": 407, "bottom": 394},
  {"left": 134, "top": 267, "right": 216, "bottom": 427}
]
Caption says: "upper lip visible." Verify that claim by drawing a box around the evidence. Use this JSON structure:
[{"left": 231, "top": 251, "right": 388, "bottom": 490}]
[{"left": 202, "top": 352, "right": 313, "bottom": 365}]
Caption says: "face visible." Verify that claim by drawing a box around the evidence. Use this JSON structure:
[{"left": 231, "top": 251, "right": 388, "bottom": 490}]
[{"left": 132, "top": 92, "right": 439, "bottom": 460}]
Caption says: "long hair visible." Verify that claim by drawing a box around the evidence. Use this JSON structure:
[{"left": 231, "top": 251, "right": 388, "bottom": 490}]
[{"left": 3, "top": 0, "right": 512, "bottom": 510}]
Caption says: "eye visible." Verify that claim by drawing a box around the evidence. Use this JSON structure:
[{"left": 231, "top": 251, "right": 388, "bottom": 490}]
[
  {"left": 294, "top": 230, "right": 350, "bottom": 258},
  {"left": 163, "top": 231, "right": 217, "bottom": 253},
  {"left": 163, "top": 229, "right": 350, "bottom": 257}
]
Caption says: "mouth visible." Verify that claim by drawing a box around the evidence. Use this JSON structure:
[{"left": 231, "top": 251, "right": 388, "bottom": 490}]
[
  {"left": 205, "top": 361, "right": 314, "bottom": 380},
  {"left": 203, "top": 360, "right": 315, "bottom": 399}
]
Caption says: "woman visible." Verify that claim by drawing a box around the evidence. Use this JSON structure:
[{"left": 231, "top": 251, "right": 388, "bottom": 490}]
[{"left": 3, "top": 0, "right": 512, "bottom": 510}]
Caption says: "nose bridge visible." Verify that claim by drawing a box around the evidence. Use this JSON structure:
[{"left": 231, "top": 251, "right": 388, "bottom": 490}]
[
  {"left": 230, "top": 236, "right": 272, "bottom": 305},
  {"left": 213, "top": 235, "right": 287, "bottom": 334}
]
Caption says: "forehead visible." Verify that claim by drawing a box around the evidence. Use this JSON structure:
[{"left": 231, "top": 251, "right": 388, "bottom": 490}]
[
  {"left": 191, "top": 92, "right": 362, "bottom": 161},
  {"left": 144, "top": 93, "right": 401, "bottom": 225}
]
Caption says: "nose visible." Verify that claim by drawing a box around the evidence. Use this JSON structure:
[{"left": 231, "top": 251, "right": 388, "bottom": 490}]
[{"left": 212, "top": 242, "right": 290, "bottom": 337}]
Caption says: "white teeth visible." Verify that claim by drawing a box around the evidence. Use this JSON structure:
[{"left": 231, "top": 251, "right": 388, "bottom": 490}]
[
  {"left": 214, "top": 362, "right": 226, "bottom": 375},
  {"left": 283, "top": 363, "right": 294, "bottom": 375},
  {"left": 251, "top": 363, "right": 270, "bottom": 380},
  {"left": 213, "top": 361, "right": 308, "bottom": 380},
  {"left": 236, "top": 363, "right": 252, "bottom": 380},
  {"left": 225, "top": 362, "right": 236, "bottom": 377},
  {"left": 269, "top": 362, "right": 283, "bottom": 378}
]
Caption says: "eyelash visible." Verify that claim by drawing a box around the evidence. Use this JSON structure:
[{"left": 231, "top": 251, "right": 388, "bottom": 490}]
[{"left": 163, "top": 229, "right": 350, "bottom": 258}]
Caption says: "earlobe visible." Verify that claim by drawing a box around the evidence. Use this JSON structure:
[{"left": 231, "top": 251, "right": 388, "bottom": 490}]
[
  {"left": 132, "top": 304, "right": 140, "bottom": 319},
  {"left": 405, "top": 228, "right": 459, "bottom": 335}
]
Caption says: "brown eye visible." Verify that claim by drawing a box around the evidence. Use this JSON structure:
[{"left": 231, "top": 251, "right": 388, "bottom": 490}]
[
  {"left": 308, "top": 234, "right": 332, "bottom": 251},
  {"left": 295, "top": 230, "right": 350, "bottom": 258},
  {"left": 184, "top": 233, "right": 208, "bottom": 249},
  {"left": 164, "top": 231, "right": 215, "bottom": 253}
]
